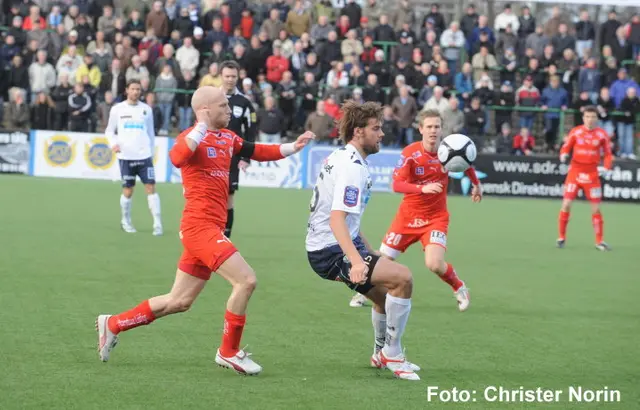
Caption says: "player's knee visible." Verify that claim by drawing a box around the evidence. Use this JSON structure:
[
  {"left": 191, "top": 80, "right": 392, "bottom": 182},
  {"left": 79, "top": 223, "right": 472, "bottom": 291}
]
[
  {"left": 561, "top": 200, "right": 572, "bottom": 212},
  {"left": 239, "top": 271, "right": 257, "bottom": 293},
  {"left": 168, "top": 296, "right": 194, "bottom": 313},
  {"left": 394, "top": 265, "right": 413, "bottom": 292},
  {"left": 425, "top": 258, "right": 445, "bottom": 275},
  {"left": 145, "top": 184, "right": 156, "bottom": 195}
]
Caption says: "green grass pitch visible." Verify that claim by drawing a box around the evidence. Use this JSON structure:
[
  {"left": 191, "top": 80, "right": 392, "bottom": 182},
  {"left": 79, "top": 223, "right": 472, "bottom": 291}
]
[{"left": 0, "top": 175, "right": 638, "bottom": 410}]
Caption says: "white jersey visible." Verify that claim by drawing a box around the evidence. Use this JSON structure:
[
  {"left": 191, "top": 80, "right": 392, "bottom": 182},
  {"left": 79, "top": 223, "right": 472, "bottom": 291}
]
[
  {"left": 105, "top": 101, "right": 155, "bottom": 160},
  {"left": 305, "top": 143, "right": 373, "bottom": 252}
]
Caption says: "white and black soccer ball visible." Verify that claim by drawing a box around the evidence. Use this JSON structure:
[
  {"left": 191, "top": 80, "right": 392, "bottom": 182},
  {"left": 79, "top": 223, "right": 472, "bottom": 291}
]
[{"left": 437, "top": 134, "right": 477, "bottom": 172}]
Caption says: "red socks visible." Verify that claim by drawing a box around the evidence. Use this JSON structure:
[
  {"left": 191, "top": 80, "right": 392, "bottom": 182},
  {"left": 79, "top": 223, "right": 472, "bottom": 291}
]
[
  {"left": 592, "top": 212, "right": 604, "bottom": 244},
  {"left": 440, "top": 263, "right": 463, "bottom": 292},
  {"left": 558, "top": 211, "right": 570, "bottom": 240},
  {"left": 219, "top": 310, "right": 246, "bottom": 358},
  {"left": 107, "top": 300, "right": 156, "bottom": 334}
]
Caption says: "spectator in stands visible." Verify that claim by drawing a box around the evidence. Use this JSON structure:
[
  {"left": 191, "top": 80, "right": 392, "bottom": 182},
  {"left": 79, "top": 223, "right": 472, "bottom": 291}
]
[
  {"left": 540, "top": 76, "right": 568, "bottom": 151},
  {"left": 199, "top": 62, "right": 221, "bottom": 87},
  {"left": 500, "top": 47, "right": 517, "bottom": 85},
  {"left": 50, "top": 74, "right": 72, "bottom": 130},
  {"left": 610, "top": 68, "right": 640, "bottom": 108},
  {"left": 8, "top": 55, "right": 29, "bottom": 97},
  {"left": 495, "top": 4, "right": 519, "bottom": 35},
  {"left": 578, "top": 58, "right": 601, "bottom": 103},
  {"left": 618, "top": 87, "right": 639, "bottom": 159},
  {"left": 97, "top": 90, "right": 114, "bottom": 131},
  {"left": 611, "top": 27, "right": 632, "bottom": 64},
  {"left": 126, "top": 55, "right": 150, "bottom": 83},
  {"left": 470, "top": 15, "right": 495, "bottom": 54},
  {"left": 75, "top": 54, "right": 102, "bottom": 89},
  {"left": 573, "top": 91, "right": 593, "bottom": 126},
  {"left": 98, "top": 5, "right": 117, "bottom": 42},
  {"left": 274, "top": 30, "right": 295, "bottom": 59},
  {"left": 341, "top": 30, "right": 364, "bottom": 67},
  {"left": 277, "top": 71, "right": 297, "bottom": 132},
  {"left": 574, "top": 10, "right": 595, "bottom": 61},
  {"left": 597, "top": 87, "right": 615, "bottom": 138},
  {"left": 28, "top": 50, "right": 56, "bottom": 102},
  {"left": 30, "top": 92, "right": 52, "bottom": 131},
  {"left": 369, "top": 49, "right": 391, "bottom": 87},
  {"left": 630, "top": 15, "right": 640, "bottom": 60},
  {"left": 7, "top": 88, "right": 30, "bottom": 129},
  {"left": 266, "top": 44, "right": 289, "bottom": 84},
  {"left": 143, "top": 92, "right": 162, "bottom": 135},
  {"left": 525, "top": 26, "right": 549, "bottom": 60},
  {"left": 176, "top": 70, "right": 196, "bottom": 131},
  {"left": 373, "top": 14, "right": 395, "bottom": 43},
  {"left": 461, "top": 4, "right": 479, "bottom": 40},
  {"left": 176, "top": 36, "right": 200, "bottom": 77},
  {"left": 471, "top": 46, "right": 497, "bottom": 82},
  {"left": 391, "top": 85, "right": 417, "bottom": 146},
  {"left": 68, "top": 83, "right": 92, "bottom": 132},
  {"left": 465, "top": 96, "right": 485, "bottom": 149},
  {"left": 440, "top": 21, "right": 465, "bottom": 75},
  {"left": 600, "top": 10, "right": 621, "bottom": 51},
  {"left": 517, "top": 6, "right": 535, "bottom": 40},
  {"left": 362, "top": 73, "right": 385, "bottom": 105},
  {"left": 262, "top": 9, "right": 285, "bottom": 41},
  {"left": 442, "top": 97, "right": 464, "bottom": 137},
  {"left": 155, "top": 64, "right": 177, "bottom": 134},
  {"left": 512, "top": 127, "right": 535, "bottom": 156},
  {"left": 349, "top": 63, "right": 367, "bottom": 87},
  {"left": 257, "top": 95, "right": 285, "bottom": 143},
  {"left": 304, "top": 100, "right": 335, "bottom": 143},
  {"left": 285, "top": 0, "right": 311, "bottom": 38},
  {"left": 495, "top": 81, "right": 515, "bottom": 130}
]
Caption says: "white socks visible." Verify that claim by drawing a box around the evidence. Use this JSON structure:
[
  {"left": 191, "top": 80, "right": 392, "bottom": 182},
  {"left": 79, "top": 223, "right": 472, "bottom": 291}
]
[
  {"left": 372, "top": 309, "right": 386, "bottom": 355},
  {"left": 147, "top": 193, "right": 162, "bottom": 226},
  {"left": 120, "top": 194, "right": 132, "bottom": 223},
  {"left": 383, "top": 294, "right": 412, "bottom": 358}
]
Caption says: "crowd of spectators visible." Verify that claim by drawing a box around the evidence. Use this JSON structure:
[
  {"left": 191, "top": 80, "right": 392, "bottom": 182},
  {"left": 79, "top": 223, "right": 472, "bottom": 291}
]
[{"left": 1, "top": 0, "right": 639, "bottom": 158}]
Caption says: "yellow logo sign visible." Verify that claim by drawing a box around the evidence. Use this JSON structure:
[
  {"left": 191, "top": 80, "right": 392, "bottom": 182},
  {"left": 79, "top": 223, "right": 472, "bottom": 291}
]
[
  {"left": 85, "top": 137, "right": 115, "bottom": 170},
  {"left": 44, "top": 135, "right": 76, "bottom": 167}
]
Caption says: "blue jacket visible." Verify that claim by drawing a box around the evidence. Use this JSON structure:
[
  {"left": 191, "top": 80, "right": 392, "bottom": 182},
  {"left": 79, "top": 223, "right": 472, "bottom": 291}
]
[
  {"left": 578, "top": 68, "right": 600, "bottom": 93},
  {"left": 454, "top": 72, "right": 473, "bottom": 97},
  {"left": 610, "top": 79, "right": 640, "bottom": 108},
  {"left": 540, "top": 86, "right": 569, "bottom": 119}
]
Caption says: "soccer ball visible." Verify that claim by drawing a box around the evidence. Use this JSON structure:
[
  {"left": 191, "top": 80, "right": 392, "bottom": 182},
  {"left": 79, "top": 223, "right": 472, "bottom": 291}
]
[{"left": 437, "top": 134, "right": 477, "bottom": 172}]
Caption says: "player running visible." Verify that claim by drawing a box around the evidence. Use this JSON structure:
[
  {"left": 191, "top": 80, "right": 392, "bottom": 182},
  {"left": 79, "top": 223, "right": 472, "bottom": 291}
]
[
  {"left": 105, "top": 79, "right": 162, "bottom": 235},
  {"left": 306, "top": 100, "right": 421, "bottom": 381},
  {"left": 350, "top": 110, "right": 481, "bottom": 311},
  {"left": 557, "top": 106, "right": 613, "bottom": 251},
  {"left": 219, "top": 60, "right": 257, "bottom": 238},
  {"left": 96, "top": 86, "right": 314, "bottom": 375}
]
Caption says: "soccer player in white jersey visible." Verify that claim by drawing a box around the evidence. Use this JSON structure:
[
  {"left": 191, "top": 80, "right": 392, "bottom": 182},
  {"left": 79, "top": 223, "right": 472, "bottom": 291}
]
[
  {"left": 305, "top": 100, "right": 420, "bottom": 381},
  {"left": 105, "top": 79, "right": 162, "bottom": 236}
]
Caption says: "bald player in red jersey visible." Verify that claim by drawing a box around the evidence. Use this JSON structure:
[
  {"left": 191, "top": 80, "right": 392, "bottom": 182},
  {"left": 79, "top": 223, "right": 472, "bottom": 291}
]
[
  {"left": 557, "top": 106, "right": 613, "bottom": 251},
  {"left": 96, "top": 86, "right": 314, "bottom": 375},
  {"left": 351, "top": 110, "right": 482, "bottom": 315}
]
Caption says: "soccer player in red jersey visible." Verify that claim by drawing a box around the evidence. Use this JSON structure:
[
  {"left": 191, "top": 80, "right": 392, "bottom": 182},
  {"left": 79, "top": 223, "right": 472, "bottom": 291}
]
[
  {"left": 557, "top": 106, "right": 613, "bottom": 251},
  {"left": 351, "top": 110, "right": 482, "bottom": 313},
  {"left": 96, "top": 86, "right": 314, "bottom": 374}
]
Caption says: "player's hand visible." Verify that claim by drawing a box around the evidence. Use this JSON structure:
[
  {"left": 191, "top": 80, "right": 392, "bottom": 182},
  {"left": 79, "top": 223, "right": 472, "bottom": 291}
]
[
  {"left": 293, "top": 131, "right": 316, "bottom": 152},
  {"left": 238, "top": 159, "right": 250, "bottom": 171},
  {"left": 194, "top": 109, "right": 212, "bottom": 128},
  {"left": 112, "top": 144, "right": 121, "bottom": 153},
  {"left": 559, "top": 153, "right": 568, "bottom": 163},
  {"left": 349, "top": 261, "right": 369, "bottom": 285},
  {"left": 471, "top": 184, "right": 482, "bottom": 203},
  {"left": 421, "top": 182, "right": 443, "bottom": 194}
]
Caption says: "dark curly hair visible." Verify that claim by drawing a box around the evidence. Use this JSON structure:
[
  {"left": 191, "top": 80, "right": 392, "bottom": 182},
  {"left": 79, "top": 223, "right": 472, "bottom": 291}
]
[{"left": 338, "top": 100, "right": 383, "bottom": 143}]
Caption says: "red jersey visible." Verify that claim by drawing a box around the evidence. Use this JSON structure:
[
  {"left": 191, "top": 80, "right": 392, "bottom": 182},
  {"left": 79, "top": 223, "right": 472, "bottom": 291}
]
[
  {"left": 392, "top": 142, "right": 479, "bottom": 218},
  {"left": 560, "top": 125, "right": 612, "bottom": 173},
  {"left": 170, "top": 126, "right": 284, "bottom": 230}
]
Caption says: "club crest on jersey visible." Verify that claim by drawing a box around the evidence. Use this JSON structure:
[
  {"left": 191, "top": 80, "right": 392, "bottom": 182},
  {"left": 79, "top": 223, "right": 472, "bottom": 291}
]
[
  {"left": 396, "top": 155, "right": 405, "bottom": 167},
  {"left": 416, "top": 166, "right": 424, "bottom": 175},
  {"left": 207, "top": 147, "right": 217, "bottom": 158},
  {"left": 233, "top": 106, "right": 243, "bottom": 118},
  {"left": 344, "top": 185, "right": 359, "bottom": 207},
  {"left": 412, "top": 151, "right": 422, "bottom": 159}
]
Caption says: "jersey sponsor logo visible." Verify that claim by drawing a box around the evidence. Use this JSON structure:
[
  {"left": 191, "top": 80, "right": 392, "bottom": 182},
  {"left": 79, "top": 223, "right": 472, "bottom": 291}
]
[
  {"left": 344, "top": 185, "right": 360, "bottom": 207},
  {"left": 232, "top": 106, "right": 243, "bottom": 118},
  {"left": 427, "top": 159, "right": 439, "bottom": 164},
  {"left": 209, "top": 169, "right": 229, "bottom": 178},
  {"left": 119, "top": 115, "right": 132, "bottom": 119},
  {"left": 416, "top": 166, "right": 425, "bottom": 175},
  {"left": 408, "top": 218, "right": 429, "bottom": 228},
  {"left": 207, "top": 147, "right": 217, "bottom": 158},
  {"left": 216, "top": 139, "right": 227, "bottom": 145},
  {"left": 429, "top": 230, "right": 447, "bottom": 246},
  {"left": 219, "top": 132, "right": 234, "bottom": 140},
  {"left": 44, "top": 135, "right": 76, "bottom": 167},
  {"left": 123, "top": 122, "right": 144, "bottom": 130},
  {"left": 85, "top": 137, "right": 115, "bottom": 170},
  {"left": 577, "top": 172, "right": 592, "bottom": 183}
]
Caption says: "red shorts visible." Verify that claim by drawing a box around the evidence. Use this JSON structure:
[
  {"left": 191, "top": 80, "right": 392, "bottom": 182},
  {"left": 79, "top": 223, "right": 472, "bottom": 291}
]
[
  {"left": 177, "top": 226, "right": 238, "bottom": 281},
  {"left": 380, "top": 213, "right": 450, "bottom": 259},
  {"left": 563, "top": 170, "right": 602, "bottom": 203}
]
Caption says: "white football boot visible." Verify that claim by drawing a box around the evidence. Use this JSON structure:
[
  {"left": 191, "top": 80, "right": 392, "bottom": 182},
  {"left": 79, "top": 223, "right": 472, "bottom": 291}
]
[
  {"left": 215, "top": 348, "right": 262, "bottom": 375},
  {"left": 371, "top": 350, "right": 421, "bottom": 371},
  {"left": 121, "top": 220, "right": 137, "bottom": 233},
  {"left": 379, "top": 350, "right": 420, "bottom": 381},
  {"left": 152, "top": 223, "right": 163, "bottom": 236},
  {"left": 349, "top": 293, "right": 367, "bottom": 307},
  {"left": 96, "top": 315, "right": 119, "bottom": 362},
  {"left": 455, "top": 283, "right": 470, "bottom": 312}
]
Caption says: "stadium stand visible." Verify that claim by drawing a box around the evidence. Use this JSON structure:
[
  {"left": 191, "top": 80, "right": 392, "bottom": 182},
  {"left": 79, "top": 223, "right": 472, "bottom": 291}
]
[{"left": 0, "top": 0, "right": 639, "bottom": 157}]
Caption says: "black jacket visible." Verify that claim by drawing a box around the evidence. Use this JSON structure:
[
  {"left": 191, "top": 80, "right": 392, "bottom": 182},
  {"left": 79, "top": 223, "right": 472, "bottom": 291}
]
[{"left": 226, "top": 88, "right": 257, "bottom": 162}]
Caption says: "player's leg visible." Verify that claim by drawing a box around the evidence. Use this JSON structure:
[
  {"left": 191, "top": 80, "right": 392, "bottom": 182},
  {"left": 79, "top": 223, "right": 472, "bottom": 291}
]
[
  {"left": 139, "top": 158, "right": 162, "bottom": 236},
  {"left": 366, "top": 256, "right": 419, "bottom": 380},
  {"left": 119, "top": 159, "right": 136, "bottom": 233},
  {"left": 424, "top": 244, "right": 470, "bottom": 311},
  {"left": 96, "top": 267, "right": 208, "bottom": 362},
  {"left": 558, "top": 177, "right": 578, "bottom": 247},
  {"left": 585, "top": 182, "right": 610, "bottom": 251},
  {"left": 213, "top": 251, "right": 263, "bottom": 375}
]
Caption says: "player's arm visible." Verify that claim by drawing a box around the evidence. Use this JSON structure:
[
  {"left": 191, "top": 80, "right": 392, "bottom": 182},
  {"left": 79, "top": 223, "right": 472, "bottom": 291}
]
[
  {"left": 601, "top": 135, "right": 613, "bottom": 170},
  {"left": 465, "top": 167, "right": 482, "bottom": 202},
  {"left": 329, "top": 165, "right": 367, "bottom": 269},
  {"left": 559, "top": 131, "right": 575, "bottom": 163},
  {"left": 169, "top": 123, "right": 207, "bottom": 168},
  {"left": 146, "top": 106, "right": 156, "bottom": 152},
  {"left": 234, "top": 131, "right": 314, "bottom": 162},
  {"left": 239, "top": 102, "right": 257, "bottom": 163},
  {"left": 105, "top": 106, "right": 119, "bottom": 150},
  {"left": 391, "top": 153, "right": 442, "bottom": 195},
  {"left": 358, "top": 231, "right": 380, "bottom": 256}
]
